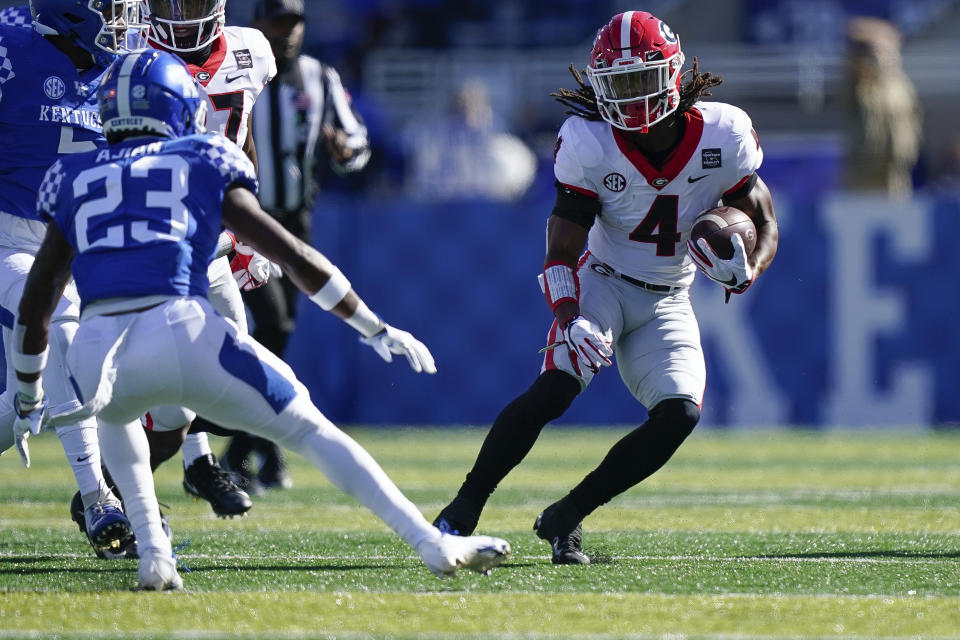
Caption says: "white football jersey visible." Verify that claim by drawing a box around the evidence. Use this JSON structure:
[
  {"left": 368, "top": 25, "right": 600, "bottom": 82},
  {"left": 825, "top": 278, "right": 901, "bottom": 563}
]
[
  {"left": 174, "top": 27, "right": 277, "bottom": 146},
  {"left": 554, "top": 101, "right": 763, "bottom": 288}
]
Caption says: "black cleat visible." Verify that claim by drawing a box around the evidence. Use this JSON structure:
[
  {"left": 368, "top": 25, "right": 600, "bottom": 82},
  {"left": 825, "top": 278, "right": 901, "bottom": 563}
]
[
  {"left": 257, "top": 445, "right": 293, "bottom": 490},
  {"left": 533, "top": 500, "right": 591, "bottom": 565},
  {"left": 183, "top": 453, "right": 252, "bottom": 517},
  {"left": 432, "top": 495, "right": 482, "bottom": 536}
]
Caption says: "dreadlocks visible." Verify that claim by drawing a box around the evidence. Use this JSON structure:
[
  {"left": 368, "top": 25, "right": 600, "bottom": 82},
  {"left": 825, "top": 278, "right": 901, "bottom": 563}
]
[{"left": 550, "top": 57, "right": 723, "bottom": 122}]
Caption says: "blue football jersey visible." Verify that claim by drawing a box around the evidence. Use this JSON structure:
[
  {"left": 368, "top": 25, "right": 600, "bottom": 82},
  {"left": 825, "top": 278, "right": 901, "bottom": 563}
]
[
  {"left": 0, "top": 5, "right": 31, "bottom": 28},
  {"left": 37, "top": 134, "right": 259, "bottom": 308},
  {"left": 0, "top": 23, "right": 109, "bottom": 222}
]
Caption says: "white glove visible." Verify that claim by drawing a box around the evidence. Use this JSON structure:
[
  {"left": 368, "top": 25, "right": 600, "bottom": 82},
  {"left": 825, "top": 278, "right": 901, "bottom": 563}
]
[
  {"left": 361, "top": 323, "right": 437, "bottom": 374},
  {"left": 13, "top": 392, "right": 45, "bottom": 468},
  {"left": 230, "top": 244, "right": 283, "bottom": 291},
  {"left": 687, "top": 233, "right": 754, "bottom": 295},
  {"left": 562, "top": 316, "right": 613, "bottom": 375}
]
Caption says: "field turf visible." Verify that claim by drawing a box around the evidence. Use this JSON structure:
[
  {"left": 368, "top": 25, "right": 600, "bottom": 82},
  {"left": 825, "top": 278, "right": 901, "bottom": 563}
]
[{"left": 1, "top": 427, "right": 958, "bottom": 639}]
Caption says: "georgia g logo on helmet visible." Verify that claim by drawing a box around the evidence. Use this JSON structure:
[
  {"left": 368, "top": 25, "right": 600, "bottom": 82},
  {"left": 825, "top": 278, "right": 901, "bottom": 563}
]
[{"left": 659, "top": 20, "right": 678, "bottom": 44}]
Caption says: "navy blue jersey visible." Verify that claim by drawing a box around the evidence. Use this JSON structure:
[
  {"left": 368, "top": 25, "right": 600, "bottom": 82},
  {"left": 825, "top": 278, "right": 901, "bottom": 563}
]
[
  {"left": 0, "top": 23, "right": 109, "bottom": 221},
  {"left": 0, "top": 5, "right": 31, "bottom": 28},
  {"left": 37, "top": 134, "right": 258, "bottom": 308}
]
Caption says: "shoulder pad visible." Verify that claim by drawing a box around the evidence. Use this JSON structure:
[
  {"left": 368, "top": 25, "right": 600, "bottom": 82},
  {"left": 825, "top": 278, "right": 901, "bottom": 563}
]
[{"left": 558, "top": 117, "right": 606, "bottom": 169}]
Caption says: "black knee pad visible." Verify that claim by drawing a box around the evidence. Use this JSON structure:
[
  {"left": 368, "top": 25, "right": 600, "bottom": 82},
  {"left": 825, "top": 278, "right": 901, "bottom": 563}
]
[{"left": 649, "top": 398, "right": 700, "bottom": 437}]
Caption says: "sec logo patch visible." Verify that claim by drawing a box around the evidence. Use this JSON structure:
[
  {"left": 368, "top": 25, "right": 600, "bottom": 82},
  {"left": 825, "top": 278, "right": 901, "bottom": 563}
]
[
  {"left": 43, "top": 76, "right": 65, "bottom": 100},
  {"left": 603, "top": 172, "right": 625, "bottom": 192}
]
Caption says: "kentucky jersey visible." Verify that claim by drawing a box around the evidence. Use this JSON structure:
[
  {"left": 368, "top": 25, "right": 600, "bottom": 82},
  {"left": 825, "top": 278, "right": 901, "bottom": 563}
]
[
  {"left": 163, "top": 27, "right": 276, "bottom": 146},
  {"left": 37, "top": 134, "right": 258, "bottom": 308},
  {"left": 0, "top": 5, "right": 31, "bottom": 28},
  {"left": 0, "top": 23, "right": 108, "bottom": 222},
  {"left": 554, "top": 101, "right": 763, "bottom": 288}
]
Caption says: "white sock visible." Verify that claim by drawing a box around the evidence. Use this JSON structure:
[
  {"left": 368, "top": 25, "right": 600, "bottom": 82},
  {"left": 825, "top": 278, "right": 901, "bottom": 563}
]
[
  {"left": 98, "top": 418, "right": 172, "bottom": 561},
  {"left": 181, "top": 431, "right": 213, "bottom": 467},
  {"left": 55, "top": 423, "right": 117, "bottom": 509},
  {"left": 272, "top": 399, "right": 439, "bottom": 551}
]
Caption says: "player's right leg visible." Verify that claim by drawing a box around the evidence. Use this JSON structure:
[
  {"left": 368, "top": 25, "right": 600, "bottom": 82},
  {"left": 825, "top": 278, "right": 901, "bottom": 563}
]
[
  {"left": 434, "top": 265, "right": 624, "bottom": 537},
  {"left": 535, "top": 288, "right": 704, "bottom": 564}
]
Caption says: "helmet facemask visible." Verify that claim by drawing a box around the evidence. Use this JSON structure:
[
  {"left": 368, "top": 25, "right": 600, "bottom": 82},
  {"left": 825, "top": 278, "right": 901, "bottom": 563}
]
[
  {"left": 31, "top": 0, "right": 145, "bottom": 67},
  {"left": 98, "top": 0, "right": 147, "bottom": 53},
  {"left": 142, "top": 0, "right": 225, "bottom": 53},
  {"left": 586, "top": 49, "right": 685, "bottom": 133}
]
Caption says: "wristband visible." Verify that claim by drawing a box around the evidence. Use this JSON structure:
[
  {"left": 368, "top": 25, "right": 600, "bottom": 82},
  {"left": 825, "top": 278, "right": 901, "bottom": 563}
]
[
  {"left": 542, "top": 262, "right": 578, "bottom": 311},
  {"left": 16, "top": 379, "right": 43, "bottom": 403},
  {"left": 216, "top": 231, "right": 237, "bottom": 259},
  {"left": 344, "top": 299, "right": 384, "bottom": 338},
  {"left": 12, "top": 324, "right": 49, "bottom": 374},
  {"left": 309, "top": 268, "right": 351, "bottom": 311}
]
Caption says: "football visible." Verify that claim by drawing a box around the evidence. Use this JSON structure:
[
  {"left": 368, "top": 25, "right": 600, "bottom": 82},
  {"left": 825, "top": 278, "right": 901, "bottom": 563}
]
[{"left": 689, "top": 206, "right": 757, "bottom": 260}]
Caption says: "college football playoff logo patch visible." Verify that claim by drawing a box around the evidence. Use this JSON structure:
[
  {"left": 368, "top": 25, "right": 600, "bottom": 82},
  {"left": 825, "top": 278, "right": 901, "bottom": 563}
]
[
  {"left": 603, "top": 172, "right": 626, "bottom": 192},
  {"left": 233, "top": 49, "right": 253, "bottom": 69},
  {"left": 702, "top": 148, "right": 722, "bottom": 169}
]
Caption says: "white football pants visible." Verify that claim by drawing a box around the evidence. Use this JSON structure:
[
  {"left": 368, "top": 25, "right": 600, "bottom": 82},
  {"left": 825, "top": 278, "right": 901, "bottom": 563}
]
[
  {"left": 147, "top": 255, "right": 247, "bottom": 431},
  {"left": 541, "top": 256, "right": 706, "bottom": 409},
  {"left": 54, "top": 296, "right": 439, "bottom": 561}
]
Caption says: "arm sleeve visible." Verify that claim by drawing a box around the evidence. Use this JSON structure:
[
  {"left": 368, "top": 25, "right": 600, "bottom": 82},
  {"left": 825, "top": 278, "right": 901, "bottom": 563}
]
[
  {"left": 551, "top": 181, "right": 600, "bottom": 229},
  {"left": 320, "top": 64, "right": 371, "bottom": 174}
]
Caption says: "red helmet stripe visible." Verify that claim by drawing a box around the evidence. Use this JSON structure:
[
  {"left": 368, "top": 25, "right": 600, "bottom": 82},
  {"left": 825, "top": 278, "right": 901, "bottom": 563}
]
[{"left": 620, "top": 11, "right": 635, "bottom": 56}]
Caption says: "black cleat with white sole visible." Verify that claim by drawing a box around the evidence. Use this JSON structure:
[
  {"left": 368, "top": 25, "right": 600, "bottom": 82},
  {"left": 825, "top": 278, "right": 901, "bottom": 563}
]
[
  {"left": 183, "top": 453, "right": 252, "bottom": 517},
  {"left": 533, "top": 500, "right": 591, "bottom": 565}
]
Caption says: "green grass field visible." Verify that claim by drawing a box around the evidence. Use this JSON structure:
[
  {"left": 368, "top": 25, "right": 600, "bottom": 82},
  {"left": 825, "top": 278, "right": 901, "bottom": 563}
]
[{"left": 1, "top": 427, "right": 958, "bottom": 639}]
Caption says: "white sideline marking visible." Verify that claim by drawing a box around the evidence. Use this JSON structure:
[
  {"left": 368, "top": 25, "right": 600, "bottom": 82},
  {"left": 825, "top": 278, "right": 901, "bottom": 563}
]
[{"left": 0, "top": 551, "right": 948, "bottom": 565}]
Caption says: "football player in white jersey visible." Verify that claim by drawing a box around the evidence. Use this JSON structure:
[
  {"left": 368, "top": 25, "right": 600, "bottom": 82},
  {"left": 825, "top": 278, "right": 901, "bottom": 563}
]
[
  {"left": 434, "top": 11, "right": 779, "bottom": 564},
  {"left": 136, "top": 0, "right": 279, "bottom": 517}
]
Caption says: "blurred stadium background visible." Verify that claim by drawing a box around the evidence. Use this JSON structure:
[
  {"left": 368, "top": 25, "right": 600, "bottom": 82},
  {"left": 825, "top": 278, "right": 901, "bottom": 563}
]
[{"left": 5, "top": 0, "right": 960, "bottom": 429}]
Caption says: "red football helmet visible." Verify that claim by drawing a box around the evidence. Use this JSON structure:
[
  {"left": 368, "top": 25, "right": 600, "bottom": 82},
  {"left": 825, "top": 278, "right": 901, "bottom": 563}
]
[{"left": 585, "top": 11, "right": 685, "bottom": 132}]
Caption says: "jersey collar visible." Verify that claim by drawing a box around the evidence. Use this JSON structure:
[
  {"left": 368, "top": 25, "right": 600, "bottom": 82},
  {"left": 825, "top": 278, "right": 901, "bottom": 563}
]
[
  {"left": 612, "top": 108, "right": 704, "bottom": 190},
  {"left": 179, "top": 33, "right": 227, "bottom": 88}
]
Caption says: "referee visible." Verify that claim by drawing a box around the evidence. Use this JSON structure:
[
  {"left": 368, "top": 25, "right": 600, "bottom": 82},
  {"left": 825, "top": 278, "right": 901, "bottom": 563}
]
[{"left": 225, "top": 0, "right": 372, "bottom": 490}]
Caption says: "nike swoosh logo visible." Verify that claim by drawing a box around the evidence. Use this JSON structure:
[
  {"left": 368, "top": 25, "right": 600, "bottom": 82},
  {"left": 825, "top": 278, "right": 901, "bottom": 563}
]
[
  {"left": 720, "top": 275, "right": 739, "bottom": 286},
  {"left": 225, "top": 74, "right": 244, "bottom": 83},
  {"left": 687, "top": 175, "right": 708, "bottom": 183},
  {"left": 76, "top": 454, "right": 92, "bottom": 462}
]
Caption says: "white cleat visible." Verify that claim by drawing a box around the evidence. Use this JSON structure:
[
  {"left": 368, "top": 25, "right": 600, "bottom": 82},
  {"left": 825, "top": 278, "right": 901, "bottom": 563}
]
[
  {"left": 136, "top": 552, "right": 184, "bottom": 591},
  {"left": 418, "top": 533, "right": 511, "bottom": 578}
]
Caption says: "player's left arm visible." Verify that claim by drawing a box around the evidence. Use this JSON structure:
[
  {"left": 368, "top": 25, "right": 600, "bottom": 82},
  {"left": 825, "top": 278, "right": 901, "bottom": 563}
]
[
  {"left": 222, "top": 185, "right": 436, "bottom": 373},
  {"left": 241, "top": 111, "right": 258, "bottom": 173},
  {"left": 16, "top": 223, "right": 74, "bottom": 363},
  {"left": 10, "top": 224, "right": 75, "bottom": 465},
  {"left": 722, "top": 174, "right": 778, "bottom": 278}
]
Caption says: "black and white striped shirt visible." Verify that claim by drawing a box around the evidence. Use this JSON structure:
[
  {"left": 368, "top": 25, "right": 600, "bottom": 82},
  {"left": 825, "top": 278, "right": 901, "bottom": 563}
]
[{"left": 252, "top": 55, "right": 370, "bottom": 215}]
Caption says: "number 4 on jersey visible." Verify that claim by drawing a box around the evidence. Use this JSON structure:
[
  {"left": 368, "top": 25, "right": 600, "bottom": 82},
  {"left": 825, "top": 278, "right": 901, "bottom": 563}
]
[{"left": 628, "top": 195, "right": 680, "bottom": 256}]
